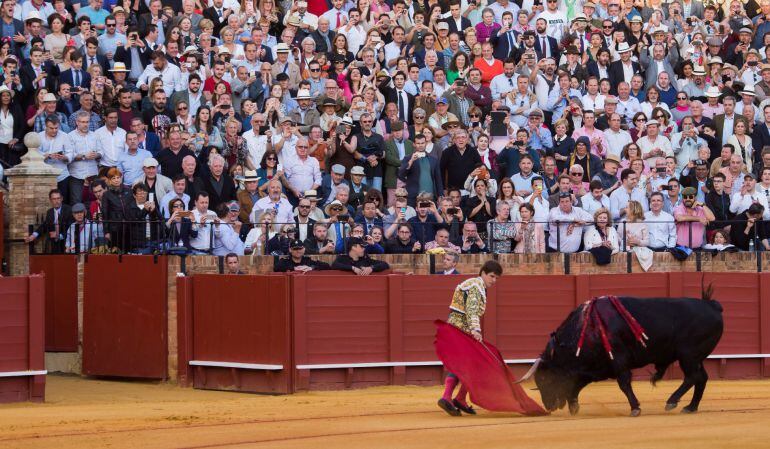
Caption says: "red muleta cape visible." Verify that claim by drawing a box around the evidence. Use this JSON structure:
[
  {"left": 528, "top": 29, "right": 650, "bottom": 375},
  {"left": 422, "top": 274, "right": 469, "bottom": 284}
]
[{"left": 434, "top": 320, "right": 547, "bottom": 415}]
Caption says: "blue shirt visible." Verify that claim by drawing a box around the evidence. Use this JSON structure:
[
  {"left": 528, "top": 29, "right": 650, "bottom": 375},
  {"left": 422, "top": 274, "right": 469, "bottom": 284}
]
[
  {"left": 526, "top": 125, "right": 553, "bottom": 152},
  {"left": 117, "top": 149, "right": 153, "bottom": 186}
]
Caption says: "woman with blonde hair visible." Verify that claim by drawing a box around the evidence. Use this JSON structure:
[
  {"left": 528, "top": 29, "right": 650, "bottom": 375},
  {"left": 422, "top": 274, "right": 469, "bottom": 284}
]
[
  {"left": 622, "top": 200, "right": 649, "bottom": 251},
  {"left": 244, "top": 209, "right": 278, "bottom": 255},
  {"left": 583, "top": 207, "right": 619, "bottom": 255}
]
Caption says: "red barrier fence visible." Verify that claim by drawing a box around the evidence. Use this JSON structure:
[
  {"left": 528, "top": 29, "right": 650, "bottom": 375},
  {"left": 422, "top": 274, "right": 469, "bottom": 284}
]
[
  {"left": 30, "top": 255, "right": 78, "bottom": 352},
  {"left": 177, "top": 274, "right": 292, "bottom": 393},
  {"left": 82, "top": 255, "right": 168, "bottom": 379},
  {"left": 178, "top": 272, "right": 770, "bottom": 393},
  {"left": 0, "top": 275, "right": 45, "bottom": 403}
]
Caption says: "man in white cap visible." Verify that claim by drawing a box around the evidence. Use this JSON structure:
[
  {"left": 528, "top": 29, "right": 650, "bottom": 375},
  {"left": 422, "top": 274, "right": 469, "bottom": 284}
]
[
  {"left": 288, "top": 89, "right": 321, "bottom": 134},
  {"left": 681, "top": 66, "right": 707, "bottom": 99},
  {"left": 740, "top": 48, "right": 763, "bottom": 88},
  {"left": 735, "top": 85, "right": 759, "bottom": 120},
  {"left": 609, "top": 42, "right": 641, "bottom": 91},
  {"left": 133, "top": 156, "right": 172, "bottom": 209},
  {"left": 118, "top": 130, "right": 153, "bottom": 186}
]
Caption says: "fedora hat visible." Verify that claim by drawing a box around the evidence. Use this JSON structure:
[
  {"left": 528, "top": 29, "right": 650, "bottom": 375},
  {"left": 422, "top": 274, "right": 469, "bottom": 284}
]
[
  {"left": 242, "top": 169, "right": 260, "bottom": 182},
  {"left": 441, "top": 119, "right": 464, "bottom": 130},
  {"left": 691, "top": 65, "right": 706, "bottom": 76},
  {"left": 617, "top": 42, "right": 632, "bottom": 53},
  {"left": 324, "top": 199, "right": 346, "bottom": 216},
  {"left": 0, "top": 85, "right": 14, "bottom": 98},
  {"left": 295, "top": 89, "right": 313, "bottom": 100},
  {"left": 603, "top": 154, "right": 621, "bottom": 166},
  {"left": 109, "top": 62, "right": 130, "bottom": 72},
  {"left": 705, "top": 86, "right": 721, "bottom": 98}
]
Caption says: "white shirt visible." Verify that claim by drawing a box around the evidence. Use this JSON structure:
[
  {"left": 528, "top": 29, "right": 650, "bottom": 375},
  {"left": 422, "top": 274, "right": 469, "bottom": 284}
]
[
  {"left": 137, "top": 63, "right": 184, "bottom": 97},
  {"left": 489, "top": 0, "right": 519, "bottom": 23},
  {"left": 251, "top": 196, "right": 294, "bottom": 226},
  {"left": 644, "top": 210, "right": 677, "bottom": 248},
  {"left": 637, "top": 134, "right": 673, "bottom": 169},
  {"left": 609, "top": 186, "right": 649, "bottom": 220},
  {"left": 730, "top": 191, "right": 770, "bottom": 220},
  {"left": 621, "top": 60, "right": 635, "bottom": 84},
  {"left": 581, "top": 93, "right": 606, "bottom": 113},
  {"left": 243, "top": 130, "right": 269, "bottom": 168},
  {"left": 0, "top": 109, "right": 13, "bottom": 144},
  {"left": 340, "top": 24, "right": 366, "bottom": 54},
  {"left": 580, "top": 193, "right": 611, "bottom": 215},
  {"left": 547, "top": 206, "right": 593, "bottom": 252},
  {"left": 190, "top": 208, "right": 217, "bottom": 251},
  {"left": 38, "top": 131, "right": 74, "bottom": 182},
  {"left": 272, "top": 133, "right": 299, "bottom": 167},
  {"left": 320, "top": 8, "right": 348, "bottom": 31},
  {"left": 284, "top": 156, "right": 322, "bottom": 193},
  {"left": 603, "top": 128, "right": 632, "bottom": 158},
  {"left": 67, "top": 129, "right": 101, "bottom": 179},
  {"left": 537, "top": 10, "right": 568, "bottom": 42},
  {"left": 616, "top": 96, "right": 641, "bottom": 126},
  {"left": 93, "top": 126, "right": 127, "bottom": 167}
]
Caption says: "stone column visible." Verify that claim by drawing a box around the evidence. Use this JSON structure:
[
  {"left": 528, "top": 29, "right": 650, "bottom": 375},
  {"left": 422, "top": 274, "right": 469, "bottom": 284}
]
[{"left": 6, "top": 133, "right": 61, "bottom": 276}]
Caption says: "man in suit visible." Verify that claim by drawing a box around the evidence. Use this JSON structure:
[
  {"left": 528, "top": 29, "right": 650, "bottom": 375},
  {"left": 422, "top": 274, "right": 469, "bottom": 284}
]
[
  {"left": 381, "top": 71, "right": 415, "bottom": 125},
  {"left": 354, "top": 199, "right": 384, "bottom": 234},
  {"left": 318, "top": 164, "right": 351, "bottom": 206},
  {"left": 640, "top": 42, "right": 679, "bottom": 89},
  {"left": 193, "top": 154, "right": 237, "bottom": 210},
  {"left": 714, "top": 96, "right": 747, "bottom": 147},
  {"left": 383, "top": 121, "right": 413, "bottom": 201},
  {"left": 202, "top": 0, "right": 233, "bottom": 36},
  {"left": 81, "top": 37, "right": 110, "bottom": 75},
  {"left": 681, "top": 0, "right": 705, "bottom": 19},
  {"left": 586, "top": 48, "right": 611, "bottom": 81},
  {"left": 398, "top": 133, "right": 443, "bottom": 206},
  {"left": 435, "top": 249, "right": 460, "bottom": 274},
  {"left": 59, "top": 53, "right": 91, "bottom": 94},
  {"left": 0, "top": 1, "right": 24, "bottom": 55},
  {"left": 138, "top": 0, "right": 169, "bottom": 44},
  {"left": 113, "top": 27, "right": 153, "bottom": 78},
  {"left": 24, "top": 189, "right": 73, "bottom": 254},
  {"left": 489, "top": 11, "right": 519, "bottom": 61},
  {"left": 20, "top": 47, "right": 58, "bottom": 101},
  {"left": 293, "top": 197, "right": 318, "bottom": 241},
  {"left": 310, "top": 17, "right": 336, "bottom": 54},
  {"left": 533, "top": 18, "right": 560, "bottom": 63},
  {"left": 444, "top": 1, "right": 471, "bottom": 35},
  {"left": 347, "top": 166, "right": 369, "bottom": 208},
  {"left": 608, "top": 43, "right": 641, "bottom": 95}
]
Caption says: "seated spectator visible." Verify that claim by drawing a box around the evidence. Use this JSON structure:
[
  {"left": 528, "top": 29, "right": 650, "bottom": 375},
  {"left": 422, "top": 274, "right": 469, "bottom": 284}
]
[
  {"left": 236, "top": 170, "right": 261, "bottom": 224},
  {"left": 457, "top": 221, "right": 488, "bottom": 254},
  {"left": 304, "top": 222, "right": 337, "bottom": 255},
  {"left": 673, "top": 187, "right": 715, "bottom": 249},
  {"left": 251, "top": 178, "right": 294, "bottom": 225},
  {"left": 65, "top": 203, "right": 104, "bottom": 254},
  {"left": 386, "top": 191, "right": 417, "bottom": 223},
  {"left": 212, "top": 203, "right": 245, "bottom": 256},
  {"left": 644, "top": 192, "right": 677, "bottom": 251},
  {"left": 407, "top": 194, "right": 442, "bottom": 244},
  {"left": 463, "top": 178, "right": 496, "bottom": 238},
  {"left": 730, "top": 173, "right": 770, "bottom": 220},
  {"left": 730, "top": 203, "right": 769, "bottom": 251},
  {"left": 165, "top": 198, "right": 195, "bottom": 253},
  {"left": 190, "top": 191, "right": 217, "bottom": 254},
  {"left": 274, "top": 239, "right": 331, "bottom": 272},
  {"left": 703, "top": 230, "right": 737, "bottom": 253},
  {"left": 266, "top": 223, "right": 296, "bottom": 255},
  {"left": 244, "top": 210, "right": 277, "bottom": 255},
  {"left": 487, "top": 201, "right": 516, "bottom": 253},
  {"left": 583, "top": 207, "right": 620, "bottom": 258},
  {"left": 580, "top": 180, "right": 611, "bottom": 215},
  {"left": 566, "top": 164, "right": 589, "bottom": 197},
  {"left": 610, "top": 168, "right": 649, "bottom": 220},
  {"left": 224, "top": 253, "right": 246, "bottom": 275},
  {"left": 331, "top": 237, "right": 390, "bottom": 275},
  {"left": 463, "top": 163, "right": 498, "bottom": 198},
  {"left": 24, "top": 189, "right": 73, "bottom": 254},
  {"left": 548, "top": 192, "right": 592, "bottom": 253},
  {"left": 621, "top": 200, "right": 649, "bottom": 251},
  {"left": 385, "top": 223, "right": 423, "bottom": 254},
  {"left": 355, "top": 199, "right": 385, "bottom": 234},
  {"left": 125, "top": 183, "right": 162, "bottom": 254},
  {"left": 425, "top": 226, "right": 462, "bottom": 253},
  {"left": 437, "top": 250, "right": 460, "bottom": 275},
  {"left": 513, "top": 203, "right": 545, "bottom": 254}
]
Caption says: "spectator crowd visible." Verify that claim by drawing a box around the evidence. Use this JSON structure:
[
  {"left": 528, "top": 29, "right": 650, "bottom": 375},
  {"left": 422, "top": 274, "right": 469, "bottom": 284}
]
[{"left": 10, "top": 0, "right": 770, "bottom": 266}]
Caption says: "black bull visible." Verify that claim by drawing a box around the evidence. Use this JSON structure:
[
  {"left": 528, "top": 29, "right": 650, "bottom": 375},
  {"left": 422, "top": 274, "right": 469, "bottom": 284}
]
[{"left": 517, "top": 294, "right": 723, "bottom": 417}]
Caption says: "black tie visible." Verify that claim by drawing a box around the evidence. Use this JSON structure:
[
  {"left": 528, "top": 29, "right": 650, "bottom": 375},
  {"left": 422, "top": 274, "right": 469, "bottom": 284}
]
[
  {"left": 541, "top": 37, "right": 547, "bottom": 57},
  {"left": 397, "top": 90, "right": 406, "bottom": 121}
]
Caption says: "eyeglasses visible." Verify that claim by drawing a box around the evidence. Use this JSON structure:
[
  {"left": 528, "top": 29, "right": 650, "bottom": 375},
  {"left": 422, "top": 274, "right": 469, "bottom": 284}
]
[
  {"left": 266, "top": 157, "right": 277, "bottom": 161},
  {"left": 310, "top": 68, "right": 321, "bottom": 72},
  {"left": 106, "top": 23, "right": 116, "bottom": 27},
  {"left": 299, "top": 205, "right": 311, "bottom": 209},
  {"left": 177, "top": 106, "right": 188, "bottom": 110},
  {"left": 296, "top": 145, "right": 309, "bottom": 148},
  {"left": 603, "top": 25, "right": 613, "bottom": 29},
  {"left": 414, "top": 115, "right": 425, "bottom": 119},
  {"left": 331, "top": 207, "right": 343, "bottom": 211}
]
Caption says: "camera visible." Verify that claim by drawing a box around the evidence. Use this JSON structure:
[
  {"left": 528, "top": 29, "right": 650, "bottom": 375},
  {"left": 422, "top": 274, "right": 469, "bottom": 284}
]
[
  {"left": 419, "top": 201, "right": 431, "bottom": 208},
  {"left": 656, "top": 167, "right": 666, "bottom": 173},
  {"left": 338, "top": 214, "right": 350, "bottom": 221},
  {"left": 447, "top": 207, "right": 458, "bottom": 215},
  {"left": 661, "top": 185, "right": 671, "bottom": 191}
]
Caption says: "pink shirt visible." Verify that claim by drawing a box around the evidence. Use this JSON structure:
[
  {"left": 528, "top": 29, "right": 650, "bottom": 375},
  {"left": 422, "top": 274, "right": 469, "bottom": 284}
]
[
  {"left": 572, "top": 127, "right": 609, "bottom": 158},
  {"left": 673, "top": 204, "right": 706, "bottom": 248}
]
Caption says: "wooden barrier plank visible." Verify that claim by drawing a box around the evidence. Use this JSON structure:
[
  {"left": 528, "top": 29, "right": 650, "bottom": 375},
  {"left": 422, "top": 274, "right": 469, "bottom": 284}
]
[{"left": 30, "top": 255, "right": 78, "bottom": 352}]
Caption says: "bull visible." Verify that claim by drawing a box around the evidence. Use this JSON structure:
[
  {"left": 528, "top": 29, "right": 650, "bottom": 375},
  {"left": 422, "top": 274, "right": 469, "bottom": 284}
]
[{"left": 518, "top": 291, "right": 723, "bottom": 417}]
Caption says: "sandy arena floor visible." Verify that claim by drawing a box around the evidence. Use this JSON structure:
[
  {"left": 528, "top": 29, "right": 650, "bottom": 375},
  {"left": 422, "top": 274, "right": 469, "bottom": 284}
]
[{"left": 1, "top": 375, "right": 770, "bottom": 448}]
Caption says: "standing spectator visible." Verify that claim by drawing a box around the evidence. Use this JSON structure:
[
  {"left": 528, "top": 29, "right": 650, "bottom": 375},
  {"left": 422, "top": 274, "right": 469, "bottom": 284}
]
[
  {"left": 513, "top": 202, "right": 545, "bottom": 254},
  {"left": 581, "top": 180, "right": 611, "bottom": 215},
  {"left": 133, "top": 157, "right": 172, "bottom": 211},
  {"left": 156, "top": 129, "right": 196, "bottom": 179},
  {"left": 440, "top": 128, "right": 480, "bottom": 192},
  {"left": 283, "top": 136, "right": 322, "bottom": 205},
  {"left": 609, "top": 168, "right": 649, "bottom": 220},
  {"left": 93, "top": 108, "right": 126, "bottom": 171},
  {"left": 39, "top": 115, "right": 74, "bottom": 199},
  {"left": 673, "top": 186, "right": 715, "bottom": 249},
  {"left": 125, "top": 183, "right": 162, "bottom": 253},
  {"left": 67, "top": 111, "right": 101, "bottom": 204},
  {"left": 117, "top": 131, "right": 152, "bottom": 186},
  {"left": 645, "top": 192, "right": 677, "bottom": 251},
  {"left": 548, "top": 192, "right": 592, "bottom": 253},
  {"left": 212, "top": 203, "right": 245, "bottom": 256},
  {"left": 355, "top": 112, "right": 387, "bottom": 191},
  {"left": 24, "top": 189, "right": 73, "bottom": 253},
  {"left": 398, "top": 133, "right": 443, "bottom": 205},
  {"left": 189, "top": 191, "right": 217, "bottom": 253}
]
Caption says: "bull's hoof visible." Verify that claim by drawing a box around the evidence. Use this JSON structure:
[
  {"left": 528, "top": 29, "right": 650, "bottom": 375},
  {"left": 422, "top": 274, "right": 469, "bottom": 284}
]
[
  {"left": 630, "top": 408, "right": 641, "bottom": 417},
  {"left": 681, "top": 405, "right": 698, "bottom": 414},
  {"left": 665, "top": 402, "right": 678, "bottom": 411},
  {"left": 568, "top": 401, "right": 580, "bottom": 416}
]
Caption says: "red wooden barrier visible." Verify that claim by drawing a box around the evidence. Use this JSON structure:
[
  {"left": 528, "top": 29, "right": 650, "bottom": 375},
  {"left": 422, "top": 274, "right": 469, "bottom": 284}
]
[
  {"left": 30, "top": 255, "right": 78, "bottom": 352},
  {"left": 177, "top": 274, "right": 292, "bottom": 393},
  {"left": 0, "top": 275, "right": 45, "bottom": 403},
  {"left": 82, "top": 255, "right": 168, "bottom": 379}
]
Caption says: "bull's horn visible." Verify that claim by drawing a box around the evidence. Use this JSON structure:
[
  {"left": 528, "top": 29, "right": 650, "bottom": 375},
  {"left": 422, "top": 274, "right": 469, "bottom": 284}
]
[{"left": 515, "top": 358, "right": 542, "bottom": 384}]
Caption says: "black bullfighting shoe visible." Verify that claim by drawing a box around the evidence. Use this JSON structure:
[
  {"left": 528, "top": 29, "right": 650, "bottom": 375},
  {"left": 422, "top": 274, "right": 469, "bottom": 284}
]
[
  {"left": 438, "top": 398, "right": 462, "bottom": 416},
  {"left": 452, "top": 399, "right": 476, "bottom": 415}
]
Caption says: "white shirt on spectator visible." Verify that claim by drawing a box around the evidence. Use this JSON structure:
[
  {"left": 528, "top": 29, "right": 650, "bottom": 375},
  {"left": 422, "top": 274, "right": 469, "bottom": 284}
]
[
  {"left": 38, "top": 130, "right": 74, "bottom": 182},
  {"left": 137, "top": 63, "right": 184, "bottom": 97},
  {"left": 730, "top": 191, "right": 770, "bottom": 220},
  {"left": 93, "top": 125, "right": 127, "bottom": 167},
  {"left": 609, "top": 186, "right": 649, "bottom": 220},
  {"left": 284, "top": 156, "right": 322, "bottom": 194},
  {"left": 580, "top": 192, "right": 611, "bottom": 215},
  {"left": 340, "top": 23, "right": 366, "bottom": 53},
  {"left": 548, "top": 205, "right": 592, "bottom": 252},
  {"left": 603, "top": 128, "right": 632, "bottom": 159},
  {"left": 251, "top": 196, "right": 294, "bottom": 227},
  {"left": 490, "top": 73, "right": 518, "bottom": 101},
  {"left": 213, "top": 220, "right": 245, "bottom": 256},
  {"left": 637, "top": 134, "right": 673, "bottom": 169},
  {"left": 190, "top": 208, "right": 217, "bottom": 251},
  {"left": 68, "top": 129, "right": 101, "bottom": 180},
  {"left": 243, "top": 130, "right": 270, "bottom": 168},
  {"left": 644, "top": 209, "right": 677, "bottom": 248}
]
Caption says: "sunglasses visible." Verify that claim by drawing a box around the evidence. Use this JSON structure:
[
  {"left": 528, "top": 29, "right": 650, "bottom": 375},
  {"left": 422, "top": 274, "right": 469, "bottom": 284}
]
[
  {"left": 655, "top": 115, "right": 664, "bottom": 119},
  {"left": 299, "top": 205, "right": 311, "bottom": 209},
  {"left": 603, "top": 25, "right": 613, "bottom": 29},
  {"left": 570, "top": 172, "right": 583, "bottom": 176},
  {"left": 266, "top": 157, "right": 277, "bottom": 161},
  {"left": 177, "top": 106, "right": 188, "bottom": 110},
  {"left": 106, "top": 23, "right": 116, "bottom": 27},
  {"left": 331, "top": 207, "right": 343, "bottom": 211},
  {"left": 469, "top": 114, "right": 480, "bottom": 117},
  {"left": 310, "top": 68, "right": 321, "bottom": 72},
  {"left": 683, "top": 195, "right": 695, "bottom": 199},
  {"left": 414, "top": 115, "right": 425, "bottom": 119}
]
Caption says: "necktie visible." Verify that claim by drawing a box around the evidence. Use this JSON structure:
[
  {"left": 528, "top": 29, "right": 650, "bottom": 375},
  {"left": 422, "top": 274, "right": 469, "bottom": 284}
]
[
  {"left": 508, "top": 77, "right": 513, "bottom": 87},
  {"left": 507, "top": 31, "right": 513, "bottom": 52},
  {"left": 74, "top": 70, "right": 80, "bottom": 88},
  {"left": 579, "top": 34, "right": 584, "bottom": 53},
  {"left": 398, "top": 90, "right": 406, "bottom": 121},
  {"left": 217, "top": 8, "right": 222, "bottom": 16},
  {"left": 414, "top": 80, "right": 420, "bottom": 94},
  {"left": 336, "top": 11, "right": 341, "bottom": 28},
  {"left": 541, "top": 37, "right": 547, "bottom": 57},
  {"left": 90, "top": 56, "right": 95, "bottom": 67}
]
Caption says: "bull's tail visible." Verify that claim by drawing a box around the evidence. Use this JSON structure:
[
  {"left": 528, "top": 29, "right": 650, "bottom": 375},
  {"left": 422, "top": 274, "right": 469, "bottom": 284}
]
[
  {"left": 700, "top": 277, "right": 724, "bottom": 312},
  {"left": 650, "top": 363, "right": 670, "bottom": 386}
]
